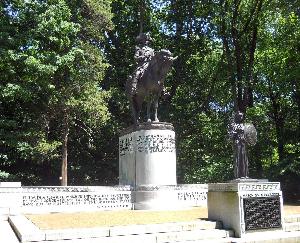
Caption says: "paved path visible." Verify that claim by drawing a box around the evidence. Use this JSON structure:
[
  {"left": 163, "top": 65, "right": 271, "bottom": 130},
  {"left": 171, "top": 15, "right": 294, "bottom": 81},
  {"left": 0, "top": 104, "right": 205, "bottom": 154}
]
[{"left": 0, "top": 221, "right": 19, "bottom": 243}]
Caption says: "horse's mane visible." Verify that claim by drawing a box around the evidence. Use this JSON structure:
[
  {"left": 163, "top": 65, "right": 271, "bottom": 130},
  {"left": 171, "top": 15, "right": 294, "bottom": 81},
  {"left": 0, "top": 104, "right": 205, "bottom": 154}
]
[{"left": 148, "top": 49, "right": 172, "bottom": 72}]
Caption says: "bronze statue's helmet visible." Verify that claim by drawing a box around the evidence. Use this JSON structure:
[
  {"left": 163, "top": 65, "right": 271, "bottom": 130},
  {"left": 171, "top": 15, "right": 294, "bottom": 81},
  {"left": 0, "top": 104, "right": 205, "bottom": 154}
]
[
  {"left": 136, "top": 32, "right": 152, "bottom": 44},
  {"left": 234, "top": 111, "right": 244, "bottom": 123}
]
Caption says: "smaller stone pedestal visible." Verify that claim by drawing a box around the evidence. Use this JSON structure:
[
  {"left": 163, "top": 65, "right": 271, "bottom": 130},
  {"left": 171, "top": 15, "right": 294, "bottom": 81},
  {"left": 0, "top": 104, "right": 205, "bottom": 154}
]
[{"left": 208, "top": 181, "right": 283, "bottom": 237}]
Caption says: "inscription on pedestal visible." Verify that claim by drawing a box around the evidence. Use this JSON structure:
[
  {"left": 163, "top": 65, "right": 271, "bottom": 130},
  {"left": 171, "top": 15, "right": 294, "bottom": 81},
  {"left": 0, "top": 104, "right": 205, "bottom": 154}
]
[
  {"left": 243, "top": 196, "right": 281, "bottom": 231},
  {"left": 119, "top": 127, "right": 177, "bottom": 187},
  {"left": 119, "top": 134, "right": 175, "bottom": 156},
  {"left": 119, "top": 137, "right": 134, "bottom": 156},
  {"left": 137, "top": 134, "right": 175, "bottom": 153}
]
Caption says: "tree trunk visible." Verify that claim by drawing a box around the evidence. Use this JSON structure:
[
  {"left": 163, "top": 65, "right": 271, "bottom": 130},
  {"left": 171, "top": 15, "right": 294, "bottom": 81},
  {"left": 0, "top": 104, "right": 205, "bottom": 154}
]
[
  {"left": 61, "top": 110, "right": 69, "bottom": 186},
  {"left": 220, "top": 0, "right": 238, "bottom": 112},
  {"left": 269, "top": 88, "right": 285, "bottom": 162},
  {"left": 168, "top": 0, "right": 183, "bottom": 102},
  {"left": 292, "top": 80, "right": 300, "bottom": 135}
]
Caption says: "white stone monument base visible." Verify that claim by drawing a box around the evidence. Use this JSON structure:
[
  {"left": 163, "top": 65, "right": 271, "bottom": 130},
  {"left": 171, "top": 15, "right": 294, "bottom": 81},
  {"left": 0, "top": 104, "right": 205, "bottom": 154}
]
[
  {"left": 134, "top": 184, "right": 208, "bottom": 210},
  {"left": 119, "top": 122, "right": 176, "bottom": 187},
  {"left": 208, "top": 181, "right": 284, "bottom": 238},
  {"left": 134, "top": 190, "right": 180, "bottom": 210}
]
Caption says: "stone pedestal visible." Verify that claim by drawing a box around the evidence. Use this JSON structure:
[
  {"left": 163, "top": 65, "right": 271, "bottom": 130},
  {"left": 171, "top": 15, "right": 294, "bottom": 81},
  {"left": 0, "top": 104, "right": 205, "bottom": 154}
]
[
  {"left": 119, "top": 122, "right": 177, "bottom": 209},
  {"left": 119, "top": 122, "right": 176, "bottom": 187},
  {"left": 134, "top": 185, "right": 180, "bottom": 210},
  {"left": 208, "top": 181, "right": 283, "bottom": 238}
]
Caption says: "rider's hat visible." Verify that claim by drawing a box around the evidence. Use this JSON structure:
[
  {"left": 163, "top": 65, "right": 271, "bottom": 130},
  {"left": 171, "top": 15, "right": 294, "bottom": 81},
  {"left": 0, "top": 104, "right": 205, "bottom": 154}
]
[{"left": 136, "top": 33, "right": 152, "bottom": 44}]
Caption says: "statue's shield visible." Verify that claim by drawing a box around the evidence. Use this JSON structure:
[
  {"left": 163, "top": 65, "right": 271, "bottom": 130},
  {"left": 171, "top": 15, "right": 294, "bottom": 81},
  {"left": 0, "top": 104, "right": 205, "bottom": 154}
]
[{"left": 244, "top": 123, "right": 257, "bottom": 146}]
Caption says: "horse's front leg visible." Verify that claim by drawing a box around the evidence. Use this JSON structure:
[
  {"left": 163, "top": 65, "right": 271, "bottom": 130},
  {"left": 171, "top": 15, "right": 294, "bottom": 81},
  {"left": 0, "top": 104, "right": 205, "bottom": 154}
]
[
  {"left": 154, "top": 95, "right": 159, "bottom": 122},
  {"left": 130, "top": 99, "right": 138, "bottom": 126},
  {"left": 146, "top": 99, "right": 152, "bottom": 123},
  {"left": 131, "top": 95, "right": 143, "bottom": 125},
  {"left": 135, "top": 95, "right": 143, "bottom": 124}
]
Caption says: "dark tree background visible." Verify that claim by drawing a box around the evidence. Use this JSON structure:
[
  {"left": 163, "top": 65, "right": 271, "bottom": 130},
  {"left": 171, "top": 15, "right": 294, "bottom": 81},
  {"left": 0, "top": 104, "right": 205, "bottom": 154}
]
[{"left": 0, "top": 0, "right": 299, "bottom": 200}]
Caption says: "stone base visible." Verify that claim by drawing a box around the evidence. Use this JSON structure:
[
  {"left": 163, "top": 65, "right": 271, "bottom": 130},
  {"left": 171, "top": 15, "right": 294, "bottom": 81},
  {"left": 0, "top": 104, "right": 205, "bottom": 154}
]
[
  {"left": 134, "top": 189, "right": 180, "bottom": 210},
  {"left": 134, "top": 184, "right": 208, "bottom": 210},
  {"left": 9, "top": 214, "right": 234, "bottom": 243},
  {"left": 208, "top": 181, "right": 284, "bottom": 238},
  {"left": 119, "top": 122, "right": 177, "bottom": 187}
]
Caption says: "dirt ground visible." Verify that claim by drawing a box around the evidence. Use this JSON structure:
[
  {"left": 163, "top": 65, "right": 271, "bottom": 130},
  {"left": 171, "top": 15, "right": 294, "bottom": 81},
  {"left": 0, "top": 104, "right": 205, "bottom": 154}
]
[{"left": 27, "top": 205, "right": 300, "bottom": 230}]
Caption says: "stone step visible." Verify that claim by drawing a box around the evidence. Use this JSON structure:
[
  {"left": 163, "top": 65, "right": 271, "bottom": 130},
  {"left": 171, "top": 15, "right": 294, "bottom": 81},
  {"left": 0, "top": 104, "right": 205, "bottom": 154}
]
[
  {"left": 285, "top": 214, "right": 300, "bottom": 223},
  {"left": 284, "top": 214, "right": 300, "bottom": 232},
  {"left": 9, "top": 215, "right": 45, "bottom": 242},
  {"left": 0, "top": 221, "right": 20, "bottom": 243},
  {"left": 109, "top": 220, "right": 223, "bottom": 236},
  {"left": 32, "top": 235, "right": 156, "bottom": 243},
  {"left": 285, "top": 222, "right": 300, "bottom": 232},
  {"left": 229, "top": 231, "right": 300, "bottom": 243},
  {"left": 177, "top": 239, "right": 232, "bottom": 243},
  {"left": 9, "top": 214, "right": 233, "bottom": 243},
  {"left": 156, "top": 228, "right": 234, "bottom": 242},
  {"left": 31, "top": 229, "right": 233, "bottom": 243},
  {"left": 31, "top": 231, "right": 300, "bottom": 243}
]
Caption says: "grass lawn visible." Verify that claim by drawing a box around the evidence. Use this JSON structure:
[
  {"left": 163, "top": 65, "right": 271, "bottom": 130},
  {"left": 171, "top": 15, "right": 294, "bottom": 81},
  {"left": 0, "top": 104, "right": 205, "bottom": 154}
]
[
  {"left": 26, "top": 205, "right": 300, "bottom": 230},
  {"left": 27, "top": 207, "right": 207, "bottom": 230}
]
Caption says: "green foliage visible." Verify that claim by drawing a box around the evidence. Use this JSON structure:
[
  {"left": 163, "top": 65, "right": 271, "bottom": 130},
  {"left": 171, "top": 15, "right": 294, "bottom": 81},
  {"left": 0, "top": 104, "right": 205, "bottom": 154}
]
[
  {"left": 0, "top": 0, "right": 113, "bottom": 185},
  {"left": 0, "top": 170, "right": 16, "bottom": 181},
  {"left": 0, "top": 1, "right": 299, "bottom": 197}
]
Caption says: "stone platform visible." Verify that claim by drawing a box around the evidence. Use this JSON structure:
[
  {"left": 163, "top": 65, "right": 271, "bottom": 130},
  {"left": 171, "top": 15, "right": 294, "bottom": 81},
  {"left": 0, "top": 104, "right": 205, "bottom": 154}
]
[
  {"left": 6, "top": 213, "right": 300, "bottom": 243},
  {"left": 208, "top": 181, "right": 284, "bottom": 238},
  {"left": 9, "top": 214, "right": 233, "bottom": 243}
]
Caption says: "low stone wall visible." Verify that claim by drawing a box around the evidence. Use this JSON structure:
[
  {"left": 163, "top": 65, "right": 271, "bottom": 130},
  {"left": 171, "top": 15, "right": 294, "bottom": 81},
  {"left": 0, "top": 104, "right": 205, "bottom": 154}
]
[
  {"left": 21, "top": 186, "right": 133, "bottom": 213},
  {"left": 0, "top": 184, "right": 208, "bottom": 218},
  {"left": 176, "top": 184, "right": 208, "bottom": 207},
  {"left": 135, "top": 184, "right": 207, "bottom": 210}
]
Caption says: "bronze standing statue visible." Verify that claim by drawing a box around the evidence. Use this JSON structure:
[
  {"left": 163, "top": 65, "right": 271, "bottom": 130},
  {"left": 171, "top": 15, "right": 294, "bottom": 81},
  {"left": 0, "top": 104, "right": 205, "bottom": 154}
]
[
  {"left": 228, "top": 111, "right": 257, "bottom": 179},
  {"left": 126, "top": 33, "right": 177, "bottom": 125}
]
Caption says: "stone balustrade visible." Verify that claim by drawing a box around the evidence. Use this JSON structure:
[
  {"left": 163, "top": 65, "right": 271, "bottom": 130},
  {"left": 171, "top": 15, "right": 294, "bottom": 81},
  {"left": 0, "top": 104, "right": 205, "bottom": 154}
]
[{"left": 0, "top": 183, "right": 208, "bottom": 217}]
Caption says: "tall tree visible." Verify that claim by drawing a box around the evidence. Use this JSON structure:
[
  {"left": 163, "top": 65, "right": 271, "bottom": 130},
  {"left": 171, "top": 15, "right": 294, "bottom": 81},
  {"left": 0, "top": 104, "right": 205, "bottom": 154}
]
[
  {"left": 216, "top": 0, "right": 265, "bottom": 113},
  {"left": 0, "top": 0, "right": 112, "bottom": 185},
  {"left": 253, "top": 2, "right": 300, "bottom": 197}
]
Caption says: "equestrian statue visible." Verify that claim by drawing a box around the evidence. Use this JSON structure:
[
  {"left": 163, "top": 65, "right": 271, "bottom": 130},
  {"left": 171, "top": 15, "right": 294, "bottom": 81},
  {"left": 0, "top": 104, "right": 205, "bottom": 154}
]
[{"left": 126, "top": 33, "right": 177, "bottom": 125}]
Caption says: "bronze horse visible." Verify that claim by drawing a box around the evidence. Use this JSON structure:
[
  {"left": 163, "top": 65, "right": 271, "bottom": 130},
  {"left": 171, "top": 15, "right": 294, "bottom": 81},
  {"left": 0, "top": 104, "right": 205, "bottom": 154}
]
[{"left": 126, "top": 49, "right": 177, "bottom": 125}]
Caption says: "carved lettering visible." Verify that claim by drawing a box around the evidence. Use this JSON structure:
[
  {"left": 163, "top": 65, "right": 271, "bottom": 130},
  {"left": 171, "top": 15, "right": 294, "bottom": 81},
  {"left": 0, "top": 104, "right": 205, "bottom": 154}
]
[
  {"left": 243, "top": 197, "right": 282, "bottom": 230},
  {"left": 22, "top": 192, "right": 132, "bottom": 209},
  {"left": 119, "top": 137, "right": 134, "bottom": 156},
  {"left": 119, "top": 134, "right": 175, "bottom": 156},
  {"left": 177, "top": 191, "right": 207, "bottom": 202}
]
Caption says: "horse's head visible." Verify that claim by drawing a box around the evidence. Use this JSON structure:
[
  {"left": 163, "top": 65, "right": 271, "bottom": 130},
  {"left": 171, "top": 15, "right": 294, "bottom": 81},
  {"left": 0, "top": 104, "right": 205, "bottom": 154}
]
[
  {"left": 156, "top": 49, "right": 177, "bottom": 64},
  {"left": 147, "top": 49, "right": 177, "bottom": 79}
]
